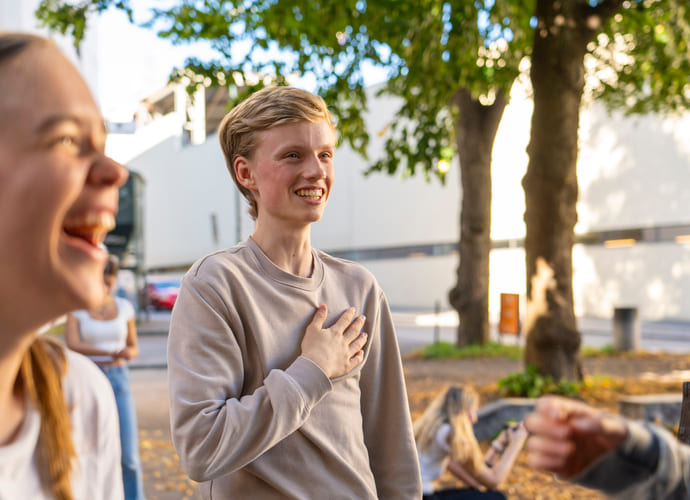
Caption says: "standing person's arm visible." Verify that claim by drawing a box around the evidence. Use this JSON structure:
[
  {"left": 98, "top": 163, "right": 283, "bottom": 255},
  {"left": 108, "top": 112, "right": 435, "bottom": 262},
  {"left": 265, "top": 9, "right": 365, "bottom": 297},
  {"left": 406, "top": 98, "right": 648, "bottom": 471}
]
[
  {"left": 359, "top": 292, "right": 422, "bottom": 499},
  {"left": 115, "top": 300, "right": 138, "bottom": 361},
  {"left": 525, "top": 395, "right": 690, "bottom": 498},
  {"left": 168, "top": 272, "right": 366, "bottom": 482},
  {"left": 447, "top": 422, "right": 528, "bottom": 490}
]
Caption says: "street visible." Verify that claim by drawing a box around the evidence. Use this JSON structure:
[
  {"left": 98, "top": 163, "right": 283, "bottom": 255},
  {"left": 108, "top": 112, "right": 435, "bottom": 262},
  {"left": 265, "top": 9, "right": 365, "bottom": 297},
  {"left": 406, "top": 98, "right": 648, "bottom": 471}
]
[{"left": 132, "top": 310, "right": 690, "bottom": 371}]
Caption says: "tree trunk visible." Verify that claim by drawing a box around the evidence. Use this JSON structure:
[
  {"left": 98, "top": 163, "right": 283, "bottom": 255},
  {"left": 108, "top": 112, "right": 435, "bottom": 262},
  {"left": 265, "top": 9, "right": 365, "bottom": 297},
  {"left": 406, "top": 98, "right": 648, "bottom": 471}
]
[
  {"left": 522, "top": 0, "right": 604, "bottom": 381},
  {"left": 448, "top": 88, "right": 507, "bottom": 348}
]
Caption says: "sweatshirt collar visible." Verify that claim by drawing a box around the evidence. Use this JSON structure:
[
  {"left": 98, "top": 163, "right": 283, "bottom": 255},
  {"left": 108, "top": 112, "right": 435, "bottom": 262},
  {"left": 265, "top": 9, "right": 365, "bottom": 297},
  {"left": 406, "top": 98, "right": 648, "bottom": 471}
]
[{"left": 245, "top": 237, "right": 324, "bottom": 291}]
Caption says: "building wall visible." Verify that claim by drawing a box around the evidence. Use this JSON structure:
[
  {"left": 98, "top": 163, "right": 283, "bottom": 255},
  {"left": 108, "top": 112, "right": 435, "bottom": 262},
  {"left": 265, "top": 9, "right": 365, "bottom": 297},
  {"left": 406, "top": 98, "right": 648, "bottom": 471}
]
[
  {"left": 113, "top": 131, "right": 251, "bottom": 268},
  {"left": 107, "top": 81, "right": 690, "bottom": 321}
]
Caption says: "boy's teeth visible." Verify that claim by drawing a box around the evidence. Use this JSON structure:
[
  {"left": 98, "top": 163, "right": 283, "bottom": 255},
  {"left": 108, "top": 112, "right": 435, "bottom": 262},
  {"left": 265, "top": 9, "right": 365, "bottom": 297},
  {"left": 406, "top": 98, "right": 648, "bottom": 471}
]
[{"left": 297, "top": 189, "right": 323, "bottom": 199}]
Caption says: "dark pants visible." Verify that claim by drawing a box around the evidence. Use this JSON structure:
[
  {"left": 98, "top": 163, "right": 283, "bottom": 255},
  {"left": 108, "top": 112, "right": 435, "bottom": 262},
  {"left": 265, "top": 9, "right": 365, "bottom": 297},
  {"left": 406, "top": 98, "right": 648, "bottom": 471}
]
[{"left": 423, "top": 488, "right": 507, "bottom": 500}]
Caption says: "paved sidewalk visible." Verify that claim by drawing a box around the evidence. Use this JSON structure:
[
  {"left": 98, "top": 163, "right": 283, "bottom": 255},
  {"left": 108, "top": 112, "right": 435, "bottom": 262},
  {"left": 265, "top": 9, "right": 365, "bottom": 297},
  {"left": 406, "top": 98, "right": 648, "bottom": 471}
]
[{"left": 131, "top": 309, "right": 690, "bottom": 370}]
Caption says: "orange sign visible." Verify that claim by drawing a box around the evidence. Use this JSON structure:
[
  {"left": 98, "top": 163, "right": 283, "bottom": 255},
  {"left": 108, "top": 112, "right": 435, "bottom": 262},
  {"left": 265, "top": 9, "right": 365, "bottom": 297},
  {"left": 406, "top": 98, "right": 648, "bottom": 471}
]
[{"left": 499, "top": 293, "right": 520, "bottom": 335}]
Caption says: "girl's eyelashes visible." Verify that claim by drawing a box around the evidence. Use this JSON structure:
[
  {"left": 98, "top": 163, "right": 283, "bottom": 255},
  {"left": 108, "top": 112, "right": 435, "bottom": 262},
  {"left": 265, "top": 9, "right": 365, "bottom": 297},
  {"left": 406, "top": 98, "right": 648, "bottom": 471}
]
[{"left": 56, "top": 135, "right": 77, "bottom": 147}]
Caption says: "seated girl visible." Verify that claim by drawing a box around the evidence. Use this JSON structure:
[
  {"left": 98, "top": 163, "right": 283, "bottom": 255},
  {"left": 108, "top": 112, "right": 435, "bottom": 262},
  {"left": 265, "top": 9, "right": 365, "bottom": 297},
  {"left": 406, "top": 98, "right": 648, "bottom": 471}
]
[{"left": 415, "top": 386, "right": 528, "bottom": 499}]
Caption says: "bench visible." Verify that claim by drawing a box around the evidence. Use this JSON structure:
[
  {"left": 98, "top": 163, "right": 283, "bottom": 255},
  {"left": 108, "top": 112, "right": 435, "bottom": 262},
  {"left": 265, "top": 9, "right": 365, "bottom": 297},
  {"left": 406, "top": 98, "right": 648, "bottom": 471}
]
[
  {"left": 473, "top": 398, "right": 535, "bottom": 441},
  {"left": 617, "top": 393, "right": 683, "bottom": 428},
  {"left": 618, "top": 382, "right": 690, "bottom": 445}
]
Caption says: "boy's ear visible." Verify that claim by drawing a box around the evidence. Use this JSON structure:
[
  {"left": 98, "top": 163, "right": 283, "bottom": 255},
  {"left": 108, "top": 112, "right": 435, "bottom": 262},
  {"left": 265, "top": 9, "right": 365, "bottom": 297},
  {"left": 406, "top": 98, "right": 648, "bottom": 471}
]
[{"left": 234, "top": 156, "right": 255, "bottom": 190}]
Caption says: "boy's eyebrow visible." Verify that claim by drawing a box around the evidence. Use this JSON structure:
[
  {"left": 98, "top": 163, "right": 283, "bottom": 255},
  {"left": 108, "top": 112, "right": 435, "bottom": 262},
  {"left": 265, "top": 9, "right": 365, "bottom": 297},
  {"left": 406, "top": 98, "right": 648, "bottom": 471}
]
[{"left": 278, "top": 140, "right": 335, "bottom": 149}]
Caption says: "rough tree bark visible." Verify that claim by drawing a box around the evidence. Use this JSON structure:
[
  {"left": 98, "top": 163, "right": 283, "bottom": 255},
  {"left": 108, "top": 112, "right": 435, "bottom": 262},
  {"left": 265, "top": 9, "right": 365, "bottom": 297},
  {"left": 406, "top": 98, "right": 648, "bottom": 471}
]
[
  {"left": 449, "top": 88, "right": 507, "bottom": 348},
  {"left": 523, "top": 0, "right": 622, "bottom": 381}
]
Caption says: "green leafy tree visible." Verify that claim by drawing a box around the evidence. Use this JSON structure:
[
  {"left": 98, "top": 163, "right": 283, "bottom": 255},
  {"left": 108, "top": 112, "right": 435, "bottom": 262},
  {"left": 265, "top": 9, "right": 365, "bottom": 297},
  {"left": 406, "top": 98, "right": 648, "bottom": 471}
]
[
  {"left": 38, "top": 0, "right": 531, "bottom": 348},
  {"left": 523, "top": 0, "right": 690, "bottom": 380},
  {"left": 38, "top": 0, "right": 690, "bottom": 378}
]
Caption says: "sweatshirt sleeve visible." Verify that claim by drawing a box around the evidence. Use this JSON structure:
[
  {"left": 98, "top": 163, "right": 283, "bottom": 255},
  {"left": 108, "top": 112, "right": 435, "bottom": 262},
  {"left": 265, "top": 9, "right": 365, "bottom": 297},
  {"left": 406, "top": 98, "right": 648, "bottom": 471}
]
[
  {"left": 359, "top": 291, "right": 422, "bottom": 499},
  {"left": 167, "top": 273, "right": 333, "bottom": 482},
  {"left": 575, "top": 421, "right": 690, "bottom": 499}
]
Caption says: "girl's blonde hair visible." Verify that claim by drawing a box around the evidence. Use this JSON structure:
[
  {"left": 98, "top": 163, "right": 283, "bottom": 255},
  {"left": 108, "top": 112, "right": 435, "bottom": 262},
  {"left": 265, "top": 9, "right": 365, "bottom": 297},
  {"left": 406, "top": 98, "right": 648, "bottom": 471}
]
[
  {"left": 414, "top": 386, "right": 484, "bottom": 474},
  {"left": 1, "top": 32, "right": 77, "bottom": 500},
  {"left": 218, "top": 85, "right": 336, "bottom": 220}
]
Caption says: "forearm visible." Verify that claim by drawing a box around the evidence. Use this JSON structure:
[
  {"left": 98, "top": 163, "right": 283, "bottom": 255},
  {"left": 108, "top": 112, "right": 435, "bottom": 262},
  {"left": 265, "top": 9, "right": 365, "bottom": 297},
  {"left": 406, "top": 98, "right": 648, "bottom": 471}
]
[
  {"left": 484, "top": 430, "right": 509, "bottom": 466},
  {"left": 474, "top": 428, "right": 526, "bottom": 490},
  {"left": 487, "top": 437, "right": 525, "bottom": 488},
  {"left": 169, "top": 354, "right": 331, "bottom": 481},
  {"left": 574, "top": 421, "right": 690, "bottom": 498},
  {"left": 65, "top": 340, "right": 116, "bottom": 358},
  {"left": 121, "top": 319, "right": 139, "bottom": 359}
]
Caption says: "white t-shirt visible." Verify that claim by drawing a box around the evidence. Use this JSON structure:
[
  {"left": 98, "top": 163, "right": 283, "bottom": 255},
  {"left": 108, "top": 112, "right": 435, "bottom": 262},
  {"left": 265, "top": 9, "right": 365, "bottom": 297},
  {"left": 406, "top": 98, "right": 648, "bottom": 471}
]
[
  {"left": 0, "top": 350, "right": 123, "bottom": 499},
  {"left": 418, "top": 422, "right": 452, "bottom": 494},
  {"left": 71, "top": 297, "right": 134, "bottom": 362}
]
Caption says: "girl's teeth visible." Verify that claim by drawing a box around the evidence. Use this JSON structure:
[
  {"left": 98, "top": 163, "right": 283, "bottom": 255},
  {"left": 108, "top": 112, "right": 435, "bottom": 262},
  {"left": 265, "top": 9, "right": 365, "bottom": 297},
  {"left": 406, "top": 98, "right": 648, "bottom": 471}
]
[{"left": 63, "top": 213, "right": 116, "bottom": 246}]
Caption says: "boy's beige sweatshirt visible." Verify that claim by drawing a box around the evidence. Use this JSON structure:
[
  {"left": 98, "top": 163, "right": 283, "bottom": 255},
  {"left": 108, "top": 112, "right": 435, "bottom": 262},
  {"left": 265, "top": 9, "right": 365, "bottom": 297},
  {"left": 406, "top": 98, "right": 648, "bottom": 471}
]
[{"left": 167, "top": 238, "right": 421, "bottom": 499}]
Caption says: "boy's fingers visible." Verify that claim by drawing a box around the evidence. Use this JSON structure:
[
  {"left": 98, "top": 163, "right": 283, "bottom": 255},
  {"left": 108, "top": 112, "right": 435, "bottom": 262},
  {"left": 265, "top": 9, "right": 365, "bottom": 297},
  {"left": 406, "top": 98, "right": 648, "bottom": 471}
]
[
  {"left": 308, "top": 304, "right": 328, "bottom": 330},
  {"left": 350, "top": 348, "right": 365, "bottom": 363},
  {"left": 343, "top": 315, "right": 366, "bottom": 340},
  {"left": 330, "top": 307, "right": 356, "bottom": 332},
  {"left": 349, "top": 332, "right": 368, "bottom": 352}
]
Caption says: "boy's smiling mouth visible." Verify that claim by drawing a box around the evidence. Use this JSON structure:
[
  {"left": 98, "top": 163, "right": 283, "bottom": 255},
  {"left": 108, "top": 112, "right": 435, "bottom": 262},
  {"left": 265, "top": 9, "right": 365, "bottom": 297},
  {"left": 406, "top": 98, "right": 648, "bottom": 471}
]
[{"left": 296, "top": 188, "right": 325, "bottom": 200}]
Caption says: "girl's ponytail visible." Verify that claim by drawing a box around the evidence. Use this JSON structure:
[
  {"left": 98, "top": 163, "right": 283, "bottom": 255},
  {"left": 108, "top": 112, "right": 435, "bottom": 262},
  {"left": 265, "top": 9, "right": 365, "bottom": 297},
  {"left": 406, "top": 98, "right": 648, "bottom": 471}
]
[{"left": 21, "top": 336, "right": 76, "bottom": 500}]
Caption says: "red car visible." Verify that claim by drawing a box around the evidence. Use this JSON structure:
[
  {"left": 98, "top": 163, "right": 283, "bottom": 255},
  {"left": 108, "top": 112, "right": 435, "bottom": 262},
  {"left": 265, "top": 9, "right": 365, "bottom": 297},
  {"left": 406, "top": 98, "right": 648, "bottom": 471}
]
[{"left": 145, "top": 280, "right": 180, "bottom": 310}]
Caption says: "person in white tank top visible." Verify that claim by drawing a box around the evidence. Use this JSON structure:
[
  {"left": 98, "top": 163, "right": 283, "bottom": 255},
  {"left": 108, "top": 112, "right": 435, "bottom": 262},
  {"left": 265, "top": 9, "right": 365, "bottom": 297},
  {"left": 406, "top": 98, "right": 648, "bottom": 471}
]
[{"left": 65, "top": 255, "right": 145, "bottom": 500}]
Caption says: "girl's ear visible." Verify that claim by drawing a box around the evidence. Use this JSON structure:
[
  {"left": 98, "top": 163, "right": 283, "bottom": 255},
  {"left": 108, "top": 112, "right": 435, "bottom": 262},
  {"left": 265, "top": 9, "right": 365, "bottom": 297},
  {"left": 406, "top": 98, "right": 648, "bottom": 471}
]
[{"left": 234, "top": 156, "right": 255, "bottom": 190}]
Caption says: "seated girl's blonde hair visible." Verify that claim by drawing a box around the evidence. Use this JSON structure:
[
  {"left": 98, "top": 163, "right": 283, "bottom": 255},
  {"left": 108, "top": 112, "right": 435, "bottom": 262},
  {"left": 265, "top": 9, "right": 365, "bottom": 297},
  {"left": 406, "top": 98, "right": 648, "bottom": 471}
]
[
  {"left": 414, "top": 385, "right": 485, "bottom": 475},
  {"left": 218, "top": 86, "right": 336, "bottom": 220}
]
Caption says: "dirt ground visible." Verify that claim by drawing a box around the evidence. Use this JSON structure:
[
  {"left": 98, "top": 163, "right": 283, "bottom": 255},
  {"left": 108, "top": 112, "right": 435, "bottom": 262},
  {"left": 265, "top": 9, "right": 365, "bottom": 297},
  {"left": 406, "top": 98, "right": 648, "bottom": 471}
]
[{"left": 136, "top": 352, "right": 690, "bottom": 499}]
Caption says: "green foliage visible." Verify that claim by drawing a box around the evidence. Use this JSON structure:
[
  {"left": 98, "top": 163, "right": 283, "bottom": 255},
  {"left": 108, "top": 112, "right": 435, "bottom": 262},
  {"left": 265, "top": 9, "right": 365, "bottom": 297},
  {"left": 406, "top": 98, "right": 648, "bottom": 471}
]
[
  {"left": 595, "top": 0, "right": 690, "bottom": 115},
  {"left": 580, "top": 344, "right": 618, "bottom": 357},
  {"left": 35, "top": 0, "right": 690, "bottom": 174},
  {"left": 35, "top": 0, "right": 528, "bottom": 183},
  {"left": 36, "top": 0, "right": 132, "bottom": 48},
  {"left": 497, "top": 365, "right": 579, "bottom": 398},
  {"left": 418, "top": 341, "right": 522, "bottom": 360}
]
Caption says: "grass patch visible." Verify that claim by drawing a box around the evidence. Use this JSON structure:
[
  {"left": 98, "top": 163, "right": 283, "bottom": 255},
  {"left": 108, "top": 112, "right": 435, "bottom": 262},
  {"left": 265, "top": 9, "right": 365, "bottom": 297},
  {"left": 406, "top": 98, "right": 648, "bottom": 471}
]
[
  {"left": 498, "top": 365, "right": 580, "bottom": 398},
  {"left": 417, "top": 341, "right": 523, "bottom": 360},
  {"left": 580, "top": 344, "right": 618, "bottom": 357}
]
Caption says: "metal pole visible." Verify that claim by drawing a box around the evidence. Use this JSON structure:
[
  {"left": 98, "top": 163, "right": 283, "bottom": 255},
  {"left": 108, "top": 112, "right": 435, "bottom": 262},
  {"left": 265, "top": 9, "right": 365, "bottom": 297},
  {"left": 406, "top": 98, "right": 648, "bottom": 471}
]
[{"left": 434, "top": 300, "right": 440, "bottom": 344}]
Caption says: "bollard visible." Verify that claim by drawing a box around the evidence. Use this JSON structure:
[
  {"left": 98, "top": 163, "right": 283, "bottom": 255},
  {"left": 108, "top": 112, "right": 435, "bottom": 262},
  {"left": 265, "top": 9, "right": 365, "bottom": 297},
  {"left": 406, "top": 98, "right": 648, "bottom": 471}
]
[
  {"left": 613, "top": 307, "right": 640, "bottom": 351},
  {"left": 433, "top": 300, "right": 440, "bottom": 344}
]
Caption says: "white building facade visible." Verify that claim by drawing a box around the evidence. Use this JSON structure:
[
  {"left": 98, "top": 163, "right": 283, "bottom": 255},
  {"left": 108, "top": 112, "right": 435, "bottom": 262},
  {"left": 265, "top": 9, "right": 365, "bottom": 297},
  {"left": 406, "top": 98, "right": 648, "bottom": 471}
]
[{"left": 105, "top": 81, "right": 690, "bottom": 323}]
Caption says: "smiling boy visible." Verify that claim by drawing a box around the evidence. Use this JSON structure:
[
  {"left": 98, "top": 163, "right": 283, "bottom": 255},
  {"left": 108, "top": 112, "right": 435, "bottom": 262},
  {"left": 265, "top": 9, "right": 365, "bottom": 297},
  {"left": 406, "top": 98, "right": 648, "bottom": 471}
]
[{"left": 167, "top": 86, "right": 421, "bottom": 498}]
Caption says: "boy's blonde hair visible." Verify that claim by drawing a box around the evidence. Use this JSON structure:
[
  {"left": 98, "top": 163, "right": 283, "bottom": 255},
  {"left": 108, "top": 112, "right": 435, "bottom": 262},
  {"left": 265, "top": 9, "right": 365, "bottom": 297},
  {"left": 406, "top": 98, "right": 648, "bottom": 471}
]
[
  {"left": 414, "top": 385, "right": 485, "bottom": 475},
  {"left": 218, "top": 86, "right": 336, "bottom": 220}
]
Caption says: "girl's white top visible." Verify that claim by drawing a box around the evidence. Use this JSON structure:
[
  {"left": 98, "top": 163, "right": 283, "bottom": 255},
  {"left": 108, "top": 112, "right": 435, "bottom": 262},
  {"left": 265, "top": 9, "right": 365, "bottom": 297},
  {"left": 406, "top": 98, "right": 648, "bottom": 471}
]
[
  {"left": 71, "top": 297, "right": 134, "bottom": 362},
  {"left": 0, "top": 351, "right": 123, "bottom": 499},
  {"left": 417, "top": 422, "right": 452, "bottom": 494}
]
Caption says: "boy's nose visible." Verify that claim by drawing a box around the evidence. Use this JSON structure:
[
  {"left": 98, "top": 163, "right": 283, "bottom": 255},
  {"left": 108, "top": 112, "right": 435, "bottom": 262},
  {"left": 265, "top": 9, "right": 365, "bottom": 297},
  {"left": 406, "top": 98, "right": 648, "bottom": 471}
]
[{"left": 305, "top": 158, "right": 326, "bottom": 179}]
